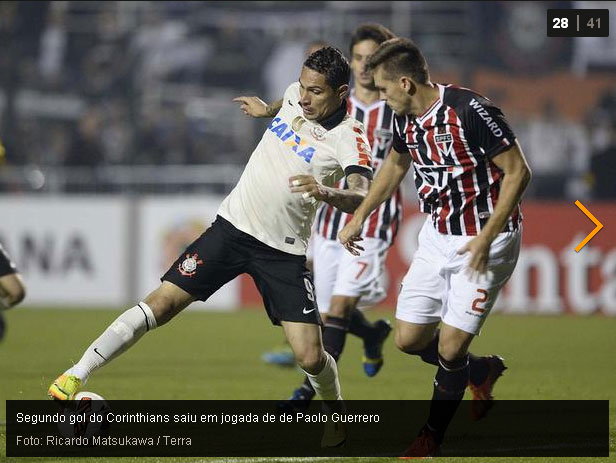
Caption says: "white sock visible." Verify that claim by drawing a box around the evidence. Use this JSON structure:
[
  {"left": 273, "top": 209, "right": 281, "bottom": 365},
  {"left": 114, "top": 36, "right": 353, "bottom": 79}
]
[
  {"left": 67, "top": 303, "right": 157, "bottom": 382},
  {"left": 303, "top": 352, "right": 342, "bottom": 401}
]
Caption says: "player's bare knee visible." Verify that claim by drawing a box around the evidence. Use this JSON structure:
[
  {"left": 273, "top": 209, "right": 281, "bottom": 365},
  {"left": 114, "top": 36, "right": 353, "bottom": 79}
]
[
  {"left": 142, "top": 294, "right": 175, "bottom": 326},
  {"left": 0, "top": 275, "right": 26, "bottom": 308},
  {"left": 10, "top": 285, "right": 26, "bottom": 306},
  {"left": 295, "top": 347, "right": 323, "bottom": 374},
  {"left": 144, "top": 282, "right": 193, "bottom": 326},
  {"left": 395, "top": 330, "right": 430, "bottom": 354},
  {"left": 5, "top": 283, "right": 26, "bottom": 307}
]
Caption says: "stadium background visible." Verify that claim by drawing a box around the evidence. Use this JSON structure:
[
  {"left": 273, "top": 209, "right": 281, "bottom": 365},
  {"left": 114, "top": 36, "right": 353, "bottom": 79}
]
[{"left": 1, "top": 1, "right": 615, "bottom": 462}]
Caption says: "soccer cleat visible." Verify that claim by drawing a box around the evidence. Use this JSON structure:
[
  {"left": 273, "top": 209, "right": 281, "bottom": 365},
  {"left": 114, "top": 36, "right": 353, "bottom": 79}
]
[
  {"left": 48, "top": 374, "right": 82, "bottom": 401},
  {"left": 362, "top": 319, "right": 392, "bottom": 377},
  {"left": 400, "top": 425, "right": 441, "bottom": 458},
  {"left": 321, "top": 419, "right": 347, "bottom": 448},
  {"left": 468, "top": 355, "right": 507, "bottom": 421},
  {"left": 261, "top": 348, "right": 295, "bottom": 367},
  {"left": 275, "top": 386, "right": 315, "bottom": 414}
]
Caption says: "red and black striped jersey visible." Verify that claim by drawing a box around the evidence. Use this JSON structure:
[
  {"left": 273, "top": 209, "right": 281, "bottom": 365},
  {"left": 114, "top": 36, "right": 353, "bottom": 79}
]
[
  {"left": 315, "top": 90, "right": 402, "bottom": 245},
  {"left": 392, "top": 83, "right": 522, "bottom": 236}
]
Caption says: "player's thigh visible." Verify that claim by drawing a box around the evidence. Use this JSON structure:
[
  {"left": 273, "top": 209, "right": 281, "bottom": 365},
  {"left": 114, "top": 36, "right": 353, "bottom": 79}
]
[
  {"left": 162, "top": 217, "right": 247, "bottom": 304},
  {"left": 443, "top": 231, "right": 521, "bottom": 335},
  {"left": 396, "top": 253, "right": 446, "bottom": 326},
  {"left": 312, "top": 234, "right": 341, "bottom": 314},
  {"left": 250, "top": 251, "right": 320, "bottom": 326},
  {"left": 332, "top": 237, "right": 388, "bottom": 305},
  {"left": 396, "top": 218, "right": 448, "bottom": 325}
]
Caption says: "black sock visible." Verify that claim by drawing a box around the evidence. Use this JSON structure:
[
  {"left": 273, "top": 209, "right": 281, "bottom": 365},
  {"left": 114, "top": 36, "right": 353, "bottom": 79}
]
[
  {"left": 426, "top": 354, "right": 469, "bottom": 443},
  {"left": 322, "top": 316, "right": 350, "bottom": 361},
  {"left": 408, "top": 328, "right": 440, "bottom": 366},
  {"left": 301, "top": 376, "right": 316, "bottom": 396},
  {"left": 408, "top": 330, "right": 486, "bottom": 383},
  {"left": 468, "top": 354, "right": 490, "bottom": 386},
  {"left": 348, "top": 308, "right": 375, "bottom": 340}
]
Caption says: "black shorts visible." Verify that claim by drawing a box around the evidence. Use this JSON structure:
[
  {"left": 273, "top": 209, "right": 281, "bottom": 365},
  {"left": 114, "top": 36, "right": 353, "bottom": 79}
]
[
  {"left": 162, "top": 216, "right": 321, "bottom": 326},
  {"left": 0, "top": 244, "right": 18, "bottom": 278}
]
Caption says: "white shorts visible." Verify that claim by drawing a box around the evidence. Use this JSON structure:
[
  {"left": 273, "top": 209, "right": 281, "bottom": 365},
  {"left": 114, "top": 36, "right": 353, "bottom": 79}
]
[
  {"left": 396, "top": 218, "right": 521, "bottom": 335},
  {"left": 312, "top": 233, "right": 389, "bottom": 314}
]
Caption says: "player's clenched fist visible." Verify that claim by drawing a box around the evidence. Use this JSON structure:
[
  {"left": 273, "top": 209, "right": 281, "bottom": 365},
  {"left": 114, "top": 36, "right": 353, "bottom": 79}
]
[{"left": 233, "top": 96, "right": 270, "bottom": 117}]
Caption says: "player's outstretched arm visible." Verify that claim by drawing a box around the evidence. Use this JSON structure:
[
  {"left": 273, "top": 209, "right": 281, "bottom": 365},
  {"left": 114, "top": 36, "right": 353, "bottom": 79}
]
[
  {"left": 338, "top": 148, "right": 411, "bottom": 254},
  {"left": 289, "top": 172, "right": 369, "bottom": 214},
  {"left": 233, "top": 96, "right": 282, "bottom": 118},
  {"left": 458, "top": 140, "right": 532, "bottom": 275}
]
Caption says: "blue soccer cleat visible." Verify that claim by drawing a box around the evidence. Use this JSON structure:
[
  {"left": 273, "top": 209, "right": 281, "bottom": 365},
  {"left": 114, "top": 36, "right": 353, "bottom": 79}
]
[
  {"left": 275, "top": 385, "right": 315, "bottom": 414},
  {"left": 261, "top": 346, "right": 295, "bottom": 367},
  {"left": 362, "top": 319, "right": 392, "bottom": 377}
]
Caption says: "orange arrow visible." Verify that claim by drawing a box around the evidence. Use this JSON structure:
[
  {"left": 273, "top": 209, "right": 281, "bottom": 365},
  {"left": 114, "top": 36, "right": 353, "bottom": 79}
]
[{"left": 574, "top": 200, "right": 603, "bottom": 252}]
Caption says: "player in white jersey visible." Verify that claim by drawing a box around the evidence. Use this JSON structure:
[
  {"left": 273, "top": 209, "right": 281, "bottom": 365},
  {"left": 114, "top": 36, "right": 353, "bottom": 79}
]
[
  {"left": 242, "top": 26, "right": 399, "bottom": 408},
  {"left": 49, "top": 48, "right": 372, "bottom": 446},
  {"left": 289, "top": 24, "right": 402, "bottom": 406}
]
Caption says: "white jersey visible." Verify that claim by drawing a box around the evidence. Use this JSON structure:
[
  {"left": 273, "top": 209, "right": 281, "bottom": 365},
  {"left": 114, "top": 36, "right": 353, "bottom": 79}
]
[{"left": 218, "top": 82, "right": 372, "bottom": 255}]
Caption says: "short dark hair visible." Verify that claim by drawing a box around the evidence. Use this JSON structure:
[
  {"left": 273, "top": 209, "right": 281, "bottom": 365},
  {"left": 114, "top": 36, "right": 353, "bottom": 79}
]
[
  {"left": 303, "top": 46, "right": 351, "bottom": 90},
  {"left": 349, "top": 23, "right": 396, "bottom": 55},
  {"left": 366, "top": 37, "right": 430, "bottom": 85}
]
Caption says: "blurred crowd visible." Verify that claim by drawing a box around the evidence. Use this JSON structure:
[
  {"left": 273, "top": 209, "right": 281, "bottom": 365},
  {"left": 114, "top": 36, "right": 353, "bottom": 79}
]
[{"left": 0, "top": 1, "right": 614, "bottom": 199}]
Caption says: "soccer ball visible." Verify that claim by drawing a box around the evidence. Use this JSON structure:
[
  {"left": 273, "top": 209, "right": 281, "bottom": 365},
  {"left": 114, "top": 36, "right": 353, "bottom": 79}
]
[{"left": 57, "top": 391, "right": 110, "bottom": 439}]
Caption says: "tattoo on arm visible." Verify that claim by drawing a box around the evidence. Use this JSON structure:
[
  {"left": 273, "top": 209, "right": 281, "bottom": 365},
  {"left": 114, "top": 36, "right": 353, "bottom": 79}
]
[
  {"left": 266, "top": 99, "right": 283, "bottom": 117},
  {"left": 323, "top": 172, "right": 370, "bottom": 214}
]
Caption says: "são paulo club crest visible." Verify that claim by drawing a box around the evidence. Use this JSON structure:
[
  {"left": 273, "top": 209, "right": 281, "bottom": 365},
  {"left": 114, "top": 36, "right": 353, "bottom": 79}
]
[
  {"left": 375, "top": 128, "right": 393, "bottom": 150},
  {"left": 434, "top": 126, "right": 454, "bottom": 159},
  {"left": 178, "top": 253, "right": 203, "bottom": 277}
]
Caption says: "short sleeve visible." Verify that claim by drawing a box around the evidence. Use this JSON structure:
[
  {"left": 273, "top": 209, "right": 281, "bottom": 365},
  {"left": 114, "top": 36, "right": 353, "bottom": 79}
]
[
  {"left": 335, "top": 121, "right": 374, "bottom": 174},
  {"left": 282, "top": 82, "right": 301, "bottom": 105},
  {"left": 462, "top": 96, "right": 516, "bottom": 159},
  {"left": 392, "top": 117, "right": 411, "bottom": 154}
]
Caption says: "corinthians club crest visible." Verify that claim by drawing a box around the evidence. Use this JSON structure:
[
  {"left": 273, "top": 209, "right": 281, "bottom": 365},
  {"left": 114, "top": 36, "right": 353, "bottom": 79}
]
[{"left": 178, "top": 253, "right": 203, "bottom": 277}]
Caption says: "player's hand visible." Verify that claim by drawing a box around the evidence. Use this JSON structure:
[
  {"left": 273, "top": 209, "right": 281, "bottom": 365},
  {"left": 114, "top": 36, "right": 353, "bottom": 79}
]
[
  {"left": 338, "top": 217, "right": 365, "bottom": 256},
  {"left": 289, "top": 175, "right": 329, "bottom": 202},
  {"left": 457, "top": 235, "right": 491, "bottom": 281},
  {"left": 233, "top": 96, "right": 270, "bottom": 118}
]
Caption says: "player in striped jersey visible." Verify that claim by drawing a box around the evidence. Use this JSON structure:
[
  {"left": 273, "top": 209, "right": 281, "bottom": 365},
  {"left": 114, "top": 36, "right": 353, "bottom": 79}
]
[{"left": 339, "top": 38, "right": 532, "bottom": 457}]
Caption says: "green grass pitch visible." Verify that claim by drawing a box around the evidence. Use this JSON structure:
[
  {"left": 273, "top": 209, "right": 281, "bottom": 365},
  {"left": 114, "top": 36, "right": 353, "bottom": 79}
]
[{"left": 1, "top": 307, "right": 614, "bottom": 462}]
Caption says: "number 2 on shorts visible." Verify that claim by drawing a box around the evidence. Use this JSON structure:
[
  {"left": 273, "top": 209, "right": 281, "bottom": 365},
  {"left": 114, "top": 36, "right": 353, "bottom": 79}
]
[{"left": 471, "top": 289, "right": 488, "bottom": 313}]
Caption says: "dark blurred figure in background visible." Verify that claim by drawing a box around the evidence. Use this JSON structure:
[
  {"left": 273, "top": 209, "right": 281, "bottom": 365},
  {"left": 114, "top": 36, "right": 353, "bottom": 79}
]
[{"left": 590, "top": 117, "right": 616, "bottom": 199}]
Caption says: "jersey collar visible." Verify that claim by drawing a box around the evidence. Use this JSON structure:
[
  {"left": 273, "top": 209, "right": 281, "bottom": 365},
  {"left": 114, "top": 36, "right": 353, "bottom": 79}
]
[
  {"left": 415, "top": 84, "right": 445, "bottom": 124},
  {"left": 318, "top": 100, "right": 347, "bottom": 131}
]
